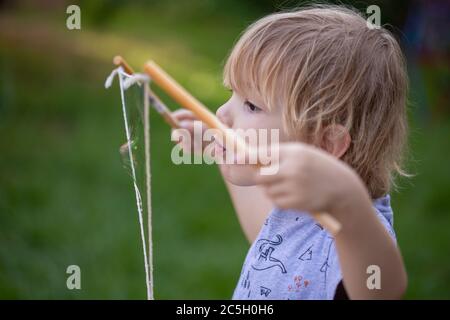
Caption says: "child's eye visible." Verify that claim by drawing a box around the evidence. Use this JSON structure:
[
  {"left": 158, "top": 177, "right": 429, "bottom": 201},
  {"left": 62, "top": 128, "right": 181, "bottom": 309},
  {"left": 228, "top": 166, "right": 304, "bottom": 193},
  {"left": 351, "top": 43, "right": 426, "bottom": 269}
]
[{"left": 244, "top": 100, "right": 262, "bottom": 113}]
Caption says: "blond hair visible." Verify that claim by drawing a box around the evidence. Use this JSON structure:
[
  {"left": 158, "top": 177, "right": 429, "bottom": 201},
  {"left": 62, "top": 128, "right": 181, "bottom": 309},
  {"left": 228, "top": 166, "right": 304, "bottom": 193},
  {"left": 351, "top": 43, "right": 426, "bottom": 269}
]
[{"left": 223, "top": 5, "right": 409, "bottom": 198}]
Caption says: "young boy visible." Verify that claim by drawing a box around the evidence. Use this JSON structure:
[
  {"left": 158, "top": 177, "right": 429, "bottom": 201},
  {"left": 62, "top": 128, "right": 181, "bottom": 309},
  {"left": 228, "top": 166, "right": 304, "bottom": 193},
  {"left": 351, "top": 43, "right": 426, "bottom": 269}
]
[{"left": 172, "top": 5, "right": 408, "bottom": 299}]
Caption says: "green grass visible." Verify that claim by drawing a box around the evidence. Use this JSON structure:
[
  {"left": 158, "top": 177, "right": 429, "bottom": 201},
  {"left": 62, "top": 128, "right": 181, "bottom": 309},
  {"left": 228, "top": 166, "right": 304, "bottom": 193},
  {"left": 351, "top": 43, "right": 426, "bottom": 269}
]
[
  {"left": 0, "top": 44, "right": 248, "bottom": 299},
  {"left": 0, "top": 2, "right": 449, "bottom": 299}
]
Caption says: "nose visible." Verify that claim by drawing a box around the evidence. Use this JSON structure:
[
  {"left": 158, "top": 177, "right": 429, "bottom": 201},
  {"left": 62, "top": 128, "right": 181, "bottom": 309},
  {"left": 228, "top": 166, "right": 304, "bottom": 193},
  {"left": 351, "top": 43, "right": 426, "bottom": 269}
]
[{"left": 216, "top": 102, "right": 232, "bottom": 127}]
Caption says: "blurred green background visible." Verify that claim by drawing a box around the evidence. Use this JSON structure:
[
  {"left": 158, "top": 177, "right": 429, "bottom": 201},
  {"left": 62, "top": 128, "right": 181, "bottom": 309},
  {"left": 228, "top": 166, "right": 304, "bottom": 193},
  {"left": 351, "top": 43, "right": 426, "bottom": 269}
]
[{"left": 0, "top": 0, "right": 449, "bottom": 299}]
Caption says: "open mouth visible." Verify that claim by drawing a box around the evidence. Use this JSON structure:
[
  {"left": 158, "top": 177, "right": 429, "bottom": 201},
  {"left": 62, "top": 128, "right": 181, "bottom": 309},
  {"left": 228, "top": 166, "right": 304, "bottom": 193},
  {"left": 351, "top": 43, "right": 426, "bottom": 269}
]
[
  {"left": 213, "top": 136, "right": 226, "bottom": 152},
  {"left": 215, "top": 141, "right": 226, "bottom": 152},
  {"left": 213, "top": 136, "right": 228, "bottom": 162}
]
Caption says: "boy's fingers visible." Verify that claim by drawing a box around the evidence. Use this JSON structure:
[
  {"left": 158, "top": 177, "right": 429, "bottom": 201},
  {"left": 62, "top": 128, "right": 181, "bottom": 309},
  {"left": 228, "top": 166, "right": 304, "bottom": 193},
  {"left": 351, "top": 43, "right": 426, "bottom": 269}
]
[
  {"left": 264, "top": 183, "right": 288, "bottom": 197},
  {"left": 171, "top": 122, "right": 193, "bottom": 143},
  {"left": 253, "top": 165, "right": 283, "bottom": 184},
  {"left": 171, "top": 109, "right": 198, "bottom": 121},
  {"left": 178, "top": 120, "right": 194, "bottom": 130},
  {"left": 235, "top": 145, "right": 280, "bottom": 166}
]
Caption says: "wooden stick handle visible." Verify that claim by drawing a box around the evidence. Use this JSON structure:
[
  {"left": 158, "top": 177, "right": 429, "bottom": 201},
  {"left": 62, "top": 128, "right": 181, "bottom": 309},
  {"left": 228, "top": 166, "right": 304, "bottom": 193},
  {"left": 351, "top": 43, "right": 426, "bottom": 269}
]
[
  {"left": 113, "top": 56, "right": 179, "bottom": 129},
  {"left": 313, "top": 212, "right": 341, "bottom": 235},
  {"left": 144, "top": 60, "right": 342, "bottom": 236},
  {"left": 113, "top": 55, "right": 135, "bottom": 75},
  {"left": 144, "top": 60, "right": 247, "bottom": 153},
  {"left": 147, "top": 91, "right": 180, "bottom": 128},
  {"left": 144, "top": 61, "right": 223, "bottom": 130}
]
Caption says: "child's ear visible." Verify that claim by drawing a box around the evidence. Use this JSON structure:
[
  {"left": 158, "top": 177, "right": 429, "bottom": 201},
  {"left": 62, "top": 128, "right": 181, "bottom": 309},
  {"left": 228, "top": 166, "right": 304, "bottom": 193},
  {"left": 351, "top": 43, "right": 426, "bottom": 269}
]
[{"left": 320, "top": 125, "right": 351, "bottom": 159}]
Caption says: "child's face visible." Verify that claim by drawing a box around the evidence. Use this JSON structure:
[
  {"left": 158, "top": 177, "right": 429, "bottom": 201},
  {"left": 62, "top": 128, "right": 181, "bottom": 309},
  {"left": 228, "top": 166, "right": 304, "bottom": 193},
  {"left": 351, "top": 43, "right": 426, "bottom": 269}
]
[{"left": 216, "top": 90, "right": 288, "bottom": 186}]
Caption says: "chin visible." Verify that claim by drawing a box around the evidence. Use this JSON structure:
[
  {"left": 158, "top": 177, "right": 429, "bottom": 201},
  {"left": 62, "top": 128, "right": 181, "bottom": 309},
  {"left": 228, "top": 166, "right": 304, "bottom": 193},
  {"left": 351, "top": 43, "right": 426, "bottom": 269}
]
[{"left": 219, "top": 163, "right": 256, "bottom": 186}]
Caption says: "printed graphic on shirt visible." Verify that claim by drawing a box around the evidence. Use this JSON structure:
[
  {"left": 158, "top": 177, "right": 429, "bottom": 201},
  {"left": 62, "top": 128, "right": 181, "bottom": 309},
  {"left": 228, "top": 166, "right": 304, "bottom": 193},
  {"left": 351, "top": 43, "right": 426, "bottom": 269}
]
[
  {"left": 320, "top": 236, "right": 335, "bottom": 286},
  {"left": 260, "top": 286, "right": 272, "bottom": 297},
  {"left": 251, "top": 234, "right": 287, "bottom": 274},
  {"left": 299, "top": 245, "right": 313, "bottom": 261},
  {"left": 287, "top": 275, "right": 311, "bottom": 293},
  {"left": 315, "top": 223, "right": 324, "bottom": 230},
  {"left": 241, "top": 270, "right": 250, "bottom": 290},
  {"left": 240, "top": 270, "right": 252, "bottom": 298}
]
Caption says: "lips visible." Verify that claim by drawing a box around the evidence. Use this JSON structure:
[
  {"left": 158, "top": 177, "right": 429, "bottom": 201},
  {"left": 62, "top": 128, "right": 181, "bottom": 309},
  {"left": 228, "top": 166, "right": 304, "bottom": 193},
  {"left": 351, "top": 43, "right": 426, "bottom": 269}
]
[
  {"left": 214, "top": 142, "right": 226, "bottom": 157},
  {"left": 213, "top": 136, "right": 226, "bottom": 151},
  {"left": 213, "top": 136, "right": 227, "bottom": 161},
  {"left": 215, "top": 140, "right": 226, "bottom": 151}
]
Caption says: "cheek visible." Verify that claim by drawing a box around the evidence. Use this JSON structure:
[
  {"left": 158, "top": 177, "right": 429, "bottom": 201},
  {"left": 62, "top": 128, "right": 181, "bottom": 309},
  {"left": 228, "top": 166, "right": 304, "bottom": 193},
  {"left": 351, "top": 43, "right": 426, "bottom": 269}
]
[
  {"left": 244, "top": 119, "right": 286, "bottom": 149},
  {"left": 219, "top": 109, "right": 285, "bottom": 186}
]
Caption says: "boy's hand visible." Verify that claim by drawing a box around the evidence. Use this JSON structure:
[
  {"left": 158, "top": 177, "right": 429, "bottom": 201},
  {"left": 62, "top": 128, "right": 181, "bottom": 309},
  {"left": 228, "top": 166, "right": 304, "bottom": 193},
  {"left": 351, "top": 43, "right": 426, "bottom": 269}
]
[
  {"left": 252, "top": 143, "right": 368, "bottom": 219},
  {"left": 171, "top": 109, "right": 208, "bottom": 155}
]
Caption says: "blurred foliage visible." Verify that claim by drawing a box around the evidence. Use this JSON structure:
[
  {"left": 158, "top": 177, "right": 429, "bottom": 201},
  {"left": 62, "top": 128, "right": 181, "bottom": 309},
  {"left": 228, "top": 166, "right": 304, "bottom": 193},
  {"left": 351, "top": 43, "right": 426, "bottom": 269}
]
[{"left": 0, "top": 0, "right": 449, "bottom": 299}]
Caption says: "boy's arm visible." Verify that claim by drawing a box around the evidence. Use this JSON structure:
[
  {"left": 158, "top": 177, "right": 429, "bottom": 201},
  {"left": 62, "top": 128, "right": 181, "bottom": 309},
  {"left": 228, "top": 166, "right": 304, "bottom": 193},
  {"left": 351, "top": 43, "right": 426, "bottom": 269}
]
[
  {"left": 253, "top": 143, "right": 408, "bottom": 299},
  {"left": 332, "top": 186, "right": 408, "bottom": 299},
  {"left": 221, "top": 171, "right": 273, "bottom": 243}
]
